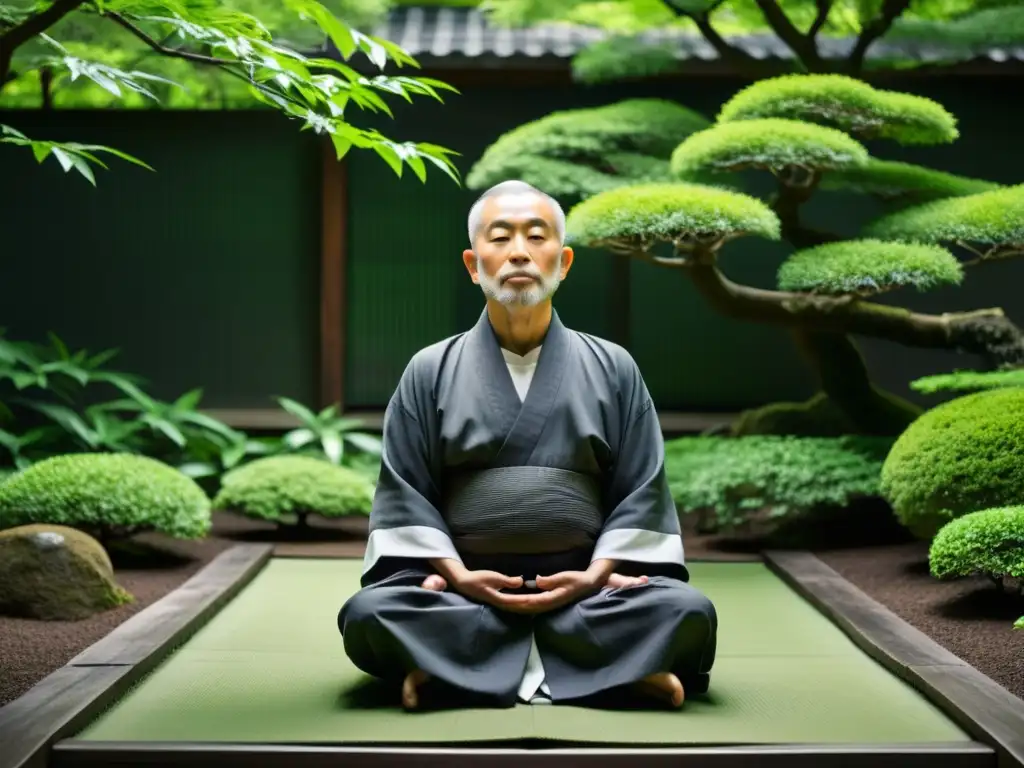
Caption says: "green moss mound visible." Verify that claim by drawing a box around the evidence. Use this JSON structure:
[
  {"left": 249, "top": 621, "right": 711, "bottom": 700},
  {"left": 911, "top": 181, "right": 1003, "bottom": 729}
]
[
  {"left": 466, "top": 99, "right": 712, "bottom": 199},
  {"left": 880, "top": 388, "right": 1024, "bottom": 538},
  {"left": 565, "top": 182, "right": 780, "bottom": 247},
  {"left": 670, "top": 118, "right": 869, "bottom": 176},
  {"left": 911, "top": 368, "right": 1024, "bottom": 395},
  {"left": 0, "top": 453, "right": 211, "bottom": 540},
  {"left": 717, "top": 74, "right": 958, "bottom": 146},
  {"left": 664, "top": 434, "right": 892, "bottom": 532},
  {"left": 928, "top": 506, "right": 1024, "bottom": 584},
  {"left": 0, "top": 523, "right": 133, "bottom": 620},
  {"left": 777, "top": 239, "right": 963, "bottom": 296},
  {"left": 213, "top": 455, "right": 374, "bottom": 524},
  {"left": 865, "top": 184, "right": 1024, "bottom": 247},
  {"left": 821, "top": 159, "right": 1000, "bottom": 205}
]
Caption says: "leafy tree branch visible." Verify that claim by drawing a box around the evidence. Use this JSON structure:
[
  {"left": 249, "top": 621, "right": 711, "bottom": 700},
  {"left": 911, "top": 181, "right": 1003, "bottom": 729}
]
[{"left": 0, "top": 0, "right": 87, "bottom": 82}]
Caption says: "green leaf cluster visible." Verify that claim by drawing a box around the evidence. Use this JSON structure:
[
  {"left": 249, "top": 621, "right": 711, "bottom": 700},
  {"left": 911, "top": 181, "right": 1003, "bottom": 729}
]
[
  {"left": 910, "top": 367, "right": 1024, "bottom": 394},
  {"left": 777, "top": 239, "right": 963, "bottom": 296},
  {"left": 880, "top": 387, "right": 1024, "bottom": 538},
  {"left": 212, "top": 454, "right": 375, "bottom": 522},
  {"left": 928, "top": 505, "right": 1024, "bottom": 584},
  {"left": 664, "top": 434, "right": 893, "bottom": 532},
  {"left": 2, "top": 0, "right": 463, "bottom": 183},
  {"left": 670, "top": 118, "right": 869, "bottom": 176},
  {"left": 466, "top": 98, "right": 712, "bottom": 199},
  {"left": 0, "top": 453, "right": 212, "bottom": 539},
  {"left": 564, "top": 182, "right": 780, "bottom": 247},
  {"left": 865, "top": 184, "right": 1024, "bottom": 248},
  {"left": 717, "top": 75, "right": 958, "bottom": 146},
  {"left": 888, "top": 4, "right": 1024, "bottom": 49}
]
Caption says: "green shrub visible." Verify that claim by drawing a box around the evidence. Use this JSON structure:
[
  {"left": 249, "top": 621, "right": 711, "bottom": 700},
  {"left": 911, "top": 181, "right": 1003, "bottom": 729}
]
[
  {"left": 880, "top": 388, "right": 1024, "bottom": 538},
  {"left": 664, "top": 435, "right": 892, "bottom": 532},
  {"left": 717, "top": 74, "right": 958, "bottom": 145},
  {"left": 564, "top": 181, "right": 780, "bottom": 248},
  {"left": 213, "top": 455, "right": 374, "bottom": 525},
  {"left": 0, "top": 453, "right": 211, "bottom": 540},
  {"left": 929, "top": 506, "right": 1024, "bottom": 588},
  {"left": 777, "top": 239, "right": 962, "bottom": 296}
]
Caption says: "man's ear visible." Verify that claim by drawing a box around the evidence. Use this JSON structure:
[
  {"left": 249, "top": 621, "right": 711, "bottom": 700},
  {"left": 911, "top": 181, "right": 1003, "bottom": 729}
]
[
  {"left": 559, "top": 246, "right": 575, "bottom": 279},
  {"left": 462, "top": 249, "right": 480, "bottom": 284}
]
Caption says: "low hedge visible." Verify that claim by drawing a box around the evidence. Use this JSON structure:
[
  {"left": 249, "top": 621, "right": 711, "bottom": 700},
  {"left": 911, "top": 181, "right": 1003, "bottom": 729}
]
[
  {"left": 213, "top": 455, "right": 374, "bottom": 525},
  {"left": 880, "top": 387, "right": 1024, "bottom": 538},
  {"left": 664, "top": 435, "right": 891, "bottom": 532},
  {"left": 929, "top": 506, "right": 1024, "bottom": 587},
  {"left": 0, "top": 453, "right": 211, "bottom": 540}
]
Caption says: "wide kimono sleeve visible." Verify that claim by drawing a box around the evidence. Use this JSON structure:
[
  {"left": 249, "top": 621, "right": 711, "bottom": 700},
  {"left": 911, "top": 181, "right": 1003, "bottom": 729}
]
[
  {"left": 360, "top": 355, "right": 463, "bottom": 587},
  {"left": 591, "top": 353, "right": 688, "bottom": 581}
]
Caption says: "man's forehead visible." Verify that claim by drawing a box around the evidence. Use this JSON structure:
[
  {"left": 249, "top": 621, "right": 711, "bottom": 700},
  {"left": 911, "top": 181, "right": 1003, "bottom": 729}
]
[{"left": 480, "top": 192, "right": 557, "bottom": 229}]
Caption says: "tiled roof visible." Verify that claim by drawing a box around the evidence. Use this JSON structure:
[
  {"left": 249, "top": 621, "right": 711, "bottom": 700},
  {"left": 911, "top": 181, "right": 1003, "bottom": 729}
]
[{"left": 362, "top": 5, "right": 1024, "bottom": 67}]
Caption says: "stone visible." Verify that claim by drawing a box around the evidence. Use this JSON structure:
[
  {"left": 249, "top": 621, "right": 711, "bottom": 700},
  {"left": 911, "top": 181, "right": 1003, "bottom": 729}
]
[{"left": 0, "top": 523, "right": 133, "bottom": 621}]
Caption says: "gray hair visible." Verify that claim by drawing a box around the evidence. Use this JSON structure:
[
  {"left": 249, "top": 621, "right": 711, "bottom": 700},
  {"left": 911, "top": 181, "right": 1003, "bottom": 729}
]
[{"left": 467, "top": 180, "right": 566, "bottom": 248}]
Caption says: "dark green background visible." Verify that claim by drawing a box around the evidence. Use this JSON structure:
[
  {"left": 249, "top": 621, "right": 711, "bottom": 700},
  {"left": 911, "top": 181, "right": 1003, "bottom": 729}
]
[{"left": 2, "top": 75, "right": 1022, "bottom": 414}]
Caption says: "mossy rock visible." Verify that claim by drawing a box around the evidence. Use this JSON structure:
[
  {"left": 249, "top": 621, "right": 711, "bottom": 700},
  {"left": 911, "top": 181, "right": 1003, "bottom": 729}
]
[
  {"left": 213, "top": 455, "right": 375, "bottom": 525},
  {"left": 0, "top": 524, "right": 133, "bottom": 620},
  {"left": 0, "top": 453, "right": 211, "bottom": 541},
  {"left": 880, "top": 388, "right": 1024, "bottom": 538}
]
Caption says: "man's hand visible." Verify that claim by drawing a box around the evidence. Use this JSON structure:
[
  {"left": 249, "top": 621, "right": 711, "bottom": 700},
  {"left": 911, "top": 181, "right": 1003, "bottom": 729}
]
[
  {"left": 420, "top": 569, "right": 529, "bottom": 611},
  {"left": 420, "top": 568, "right": 649, "bottom": 613}
]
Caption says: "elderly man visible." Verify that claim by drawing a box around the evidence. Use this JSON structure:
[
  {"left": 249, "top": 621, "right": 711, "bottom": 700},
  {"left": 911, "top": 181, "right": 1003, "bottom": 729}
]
[{"left": 338, "top": 180, "right": 717, "bottom": 711}]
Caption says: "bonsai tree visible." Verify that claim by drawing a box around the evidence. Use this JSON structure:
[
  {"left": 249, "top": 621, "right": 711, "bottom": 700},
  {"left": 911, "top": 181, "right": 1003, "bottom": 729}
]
[{"left": 468, "top": 74, "right": 1024, "bottom": 436}]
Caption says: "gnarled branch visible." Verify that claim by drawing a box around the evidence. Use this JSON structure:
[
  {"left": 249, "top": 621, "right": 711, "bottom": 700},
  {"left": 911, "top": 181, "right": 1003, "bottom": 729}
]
[
  {"left": 846, "top": 0, "right": 911, "bottom": 74},
  {"left": 0, "top": 0, "right": 87, "bottom": 85}
]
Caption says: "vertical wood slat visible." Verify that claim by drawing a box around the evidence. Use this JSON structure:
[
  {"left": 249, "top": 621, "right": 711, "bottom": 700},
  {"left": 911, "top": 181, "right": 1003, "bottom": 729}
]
[{"left": 320, "top": 139, "right": 347, "bottom": 409}]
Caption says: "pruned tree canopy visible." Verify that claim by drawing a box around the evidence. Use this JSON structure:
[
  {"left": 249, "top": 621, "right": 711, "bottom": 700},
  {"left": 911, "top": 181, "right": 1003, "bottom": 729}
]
[
  {"left": 466, "top": 98, "right": 714, "bottom": 198},
  {"left": 865, "top": 184, "right": 1024, "bottom": 255},
  {"left": 777, "top": 240, "right": 963, "bottom": 296},
  {"left": 670, "top": 117, "right": 868, "bottom": 177},
  {"left": 910, "top": 368, "right": 1024, "bottom": 395},
  {"left": 717, "top": 75, "right": 958, "bottom": 146},
  {"left": 821, "top": 159, "right": 1001, "bottom": 206},
  {"left": 564, "top": 182, "right": 780, "bottom": 251}
]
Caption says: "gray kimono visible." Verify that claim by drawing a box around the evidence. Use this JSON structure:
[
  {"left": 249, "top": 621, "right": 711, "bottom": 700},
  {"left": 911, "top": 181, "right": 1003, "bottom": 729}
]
[{"left": 338, "top": 309, "right": 717, "bottom": 707}]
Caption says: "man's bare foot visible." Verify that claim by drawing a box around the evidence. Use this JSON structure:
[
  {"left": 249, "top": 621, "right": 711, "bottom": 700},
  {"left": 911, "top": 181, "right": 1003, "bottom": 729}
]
[
  {"left": 402, "top": 669, "right": 430, "bottom": 710},
  {"left": 633, "top": 672, "right": 685, "bottom": 708}
]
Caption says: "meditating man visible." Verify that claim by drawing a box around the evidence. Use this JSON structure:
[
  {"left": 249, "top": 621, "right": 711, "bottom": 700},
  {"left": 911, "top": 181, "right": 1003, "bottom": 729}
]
[{"left": 338, "top": 180, "right": 718, "bottom": 711}]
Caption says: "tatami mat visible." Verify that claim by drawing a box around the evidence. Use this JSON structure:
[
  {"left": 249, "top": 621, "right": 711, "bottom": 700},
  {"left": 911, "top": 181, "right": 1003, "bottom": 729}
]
[{"left": 75, "top": 559, "right": 968, "bottom": 745}]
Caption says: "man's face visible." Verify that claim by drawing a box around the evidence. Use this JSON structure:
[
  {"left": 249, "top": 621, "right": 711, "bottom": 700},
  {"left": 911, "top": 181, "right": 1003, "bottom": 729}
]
[{"left": 464, "top": 192, "right": 573, "bottom": 308}]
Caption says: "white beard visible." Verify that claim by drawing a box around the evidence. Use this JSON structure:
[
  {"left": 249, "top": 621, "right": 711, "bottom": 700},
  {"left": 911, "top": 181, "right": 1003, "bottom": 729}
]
[{"left": 477, "top": 254, "right": 562, "bottom": 307}]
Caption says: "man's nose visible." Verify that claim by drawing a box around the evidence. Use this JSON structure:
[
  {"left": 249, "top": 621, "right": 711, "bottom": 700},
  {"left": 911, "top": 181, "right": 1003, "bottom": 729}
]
[{"left": 508, "top": 251, "right": 531, "bottom": 266}]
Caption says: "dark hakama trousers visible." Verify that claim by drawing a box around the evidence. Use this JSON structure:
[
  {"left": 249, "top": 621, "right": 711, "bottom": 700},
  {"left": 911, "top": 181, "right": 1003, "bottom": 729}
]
[{"left": 338, "top": 550, "right": 717, "bottom": 708}]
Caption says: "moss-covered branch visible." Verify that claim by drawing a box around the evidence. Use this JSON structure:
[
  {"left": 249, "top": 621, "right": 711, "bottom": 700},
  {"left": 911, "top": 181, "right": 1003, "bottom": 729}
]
[{"left": 677, "top": 256, "right": 1024, "bottom": 366}]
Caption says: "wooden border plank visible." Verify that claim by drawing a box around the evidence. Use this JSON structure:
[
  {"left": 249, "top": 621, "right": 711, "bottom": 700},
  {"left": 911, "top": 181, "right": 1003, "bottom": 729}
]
[
  {"left": 0, "top": 545, "right": 272, "bottom": 768},
  {"left": 763, "top": 550, "right": 1024, "bottom": 768},
  {"left": 0, "top": 667, "right": 134, "bottom": 768},
  {"left": 69, "top": 544, "right": 272, "bottom": 667},
  {"left": 320, "top": 138, "right": 348, "bottom": 410},
  {"left": 50, "top": 740, "right": 995, "bottom": 768}
]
